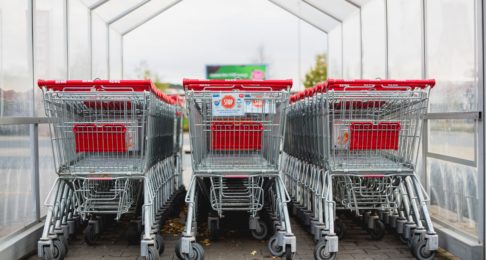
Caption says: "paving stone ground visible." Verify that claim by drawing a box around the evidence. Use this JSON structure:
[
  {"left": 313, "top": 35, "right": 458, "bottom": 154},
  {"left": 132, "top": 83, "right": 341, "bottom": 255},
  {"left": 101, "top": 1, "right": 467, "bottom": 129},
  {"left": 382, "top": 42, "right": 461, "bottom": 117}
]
[{"left": 28, "top": 210, "right": 457, "bottom": 260}]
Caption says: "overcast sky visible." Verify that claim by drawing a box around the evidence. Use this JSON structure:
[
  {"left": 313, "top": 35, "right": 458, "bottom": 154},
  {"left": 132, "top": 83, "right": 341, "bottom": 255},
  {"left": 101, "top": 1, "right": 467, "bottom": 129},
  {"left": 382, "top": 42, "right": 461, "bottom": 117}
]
[{"left": 122, "top": 0, "right": 327, "bottom": 90}]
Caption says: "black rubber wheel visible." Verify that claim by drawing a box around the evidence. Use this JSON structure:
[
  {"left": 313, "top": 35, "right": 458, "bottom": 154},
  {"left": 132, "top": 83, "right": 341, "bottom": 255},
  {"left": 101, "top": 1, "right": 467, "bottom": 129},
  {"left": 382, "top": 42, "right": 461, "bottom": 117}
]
[
  {"left": 250, "top": 220, "right": 268, "bottom": 240},
  {"left": 51, "top": 239, "right": 67, "bottom": 260},
  {"left": 334, "top": 220, "right": 346, "bottom": 240},
  {"left": 285, "top": 244, "right": 294, "bottom": 260},
  {"left": 209, "top": 220, "right": 219, "bottom": 241},
  {"left": 146, "top": 245, "right": 160, "bottom": 260},
  {"left": 399, "top": 233, "right": 409, "bottom": 244},
  {"left": 58, "top": 234, "right": 69, "bottom": 254},
  {"left": 369, "top": 220, "right": 385, "bottom": 240},
  {"left": 155, "top": 234, "right": 165, "bottom": 255},
  {"left": 409, "top": 232, "right": 420, "bottom": 251},
  {"left": 126, "top": 222, "right": 140, "bottom": 245},
  {"left": 83, "top": 224, "right": 97, "bottom": 245},
  {"left": 182, "top": 242, "right": 204, "bottom": 260},
  {"left": 314, "top": 239, "right": 336, "bottom": 260},
  {"left": 414, "top": 240, "right": 436, "bottom": 260},
  {"left": 267, "top": 235, "right": 284, "bottom": 257},
  {"left": 174, "top": 239, "right": 183, "bottom": 259}
]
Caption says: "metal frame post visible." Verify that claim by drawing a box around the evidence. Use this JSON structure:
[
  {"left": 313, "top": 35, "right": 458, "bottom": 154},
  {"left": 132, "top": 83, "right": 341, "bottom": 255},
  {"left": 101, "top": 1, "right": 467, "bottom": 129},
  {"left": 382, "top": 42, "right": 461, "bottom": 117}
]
[{"left": 28, "top": 0, "right": 41, "bottom": 222}]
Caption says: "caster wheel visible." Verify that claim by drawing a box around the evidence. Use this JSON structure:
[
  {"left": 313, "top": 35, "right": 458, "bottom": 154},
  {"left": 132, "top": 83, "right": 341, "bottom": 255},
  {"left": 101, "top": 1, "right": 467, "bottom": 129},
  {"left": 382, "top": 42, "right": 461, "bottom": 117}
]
[
  {"left": 145, "top": 245, "right": 160, "bottom": 260},
  {"left": 84, "top": 224, "right": 97, "bottom": 245},
  {"left": 334, "top": 220, "right": 346, "bottom": 240},
  {"left": 126, "top": 222, "right": 140, "bottom": 245},
  {"left": 58, "top": 234, "right": 69, "bottom": 254},
  {"left": 314, "top": 239, "right": 336, "bottom": 260},
  {"left": 399, "top": 233, "right": 409, "bottom": 244},
  {"left": 268, "top": 235, "right": 284, "bottom": 257},
  {"left": 175, "top": 239, "right": 182, "bottom": 259},
  {"left": 413, "top": 240, "right": 436, "bottom": 260},
  {"left": 250, "top": 220, "right": 268, "bottom": 240},
  {"left": 285, "top": 245, "right": 294, "bottom": 260},
  {"left": 369, "top": 220, "right": 385, "bottom": 240},
  {"left": 155, "top": 234, "right": 165, "bottom": 255},
  {"left": 209, "top": 220, "right": 219, "bottom": 241},
  {"left": 50, "top": 239, "right": 67, "bottom": 260},
  {"left": 182, "top": 242, "right": 204, "bottom": 260}
]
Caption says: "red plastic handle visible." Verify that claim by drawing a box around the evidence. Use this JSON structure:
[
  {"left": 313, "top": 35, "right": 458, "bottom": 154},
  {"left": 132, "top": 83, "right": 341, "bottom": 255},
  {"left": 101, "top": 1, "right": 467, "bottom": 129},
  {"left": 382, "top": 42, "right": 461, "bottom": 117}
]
[
  {"left": 183, "top": 78, "right": 292, "bottom": 91},
  {"left": 38, "top": 79, "right": 177, "bottom": 105},
  {"left": 320, "top": 79, "right": 435, "bottom": 92}
]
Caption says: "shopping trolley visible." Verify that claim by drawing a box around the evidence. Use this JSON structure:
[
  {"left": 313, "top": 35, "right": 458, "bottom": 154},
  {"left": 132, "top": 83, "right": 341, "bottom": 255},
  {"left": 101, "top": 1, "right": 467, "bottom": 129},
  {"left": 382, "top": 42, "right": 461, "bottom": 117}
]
[
  {"left": 177, "top": 79, "right": 296, "bottom": 260},
  {"left": 282, "top": 79, "right": 438, "bottom": 260},
  {"left": 37, "top": 80, "right": 184, "bottom": 260}
]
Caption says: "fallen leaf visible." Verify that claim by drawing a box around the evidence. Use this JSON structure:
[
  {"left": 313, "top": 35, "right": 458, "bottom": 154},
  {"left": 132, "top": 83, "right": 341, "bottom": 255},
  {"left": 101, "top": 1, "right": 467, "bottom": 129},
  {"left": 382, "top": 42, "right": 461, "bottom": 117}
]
[{"left": 250, "top": 250, "right": 257, "bottom": 256}]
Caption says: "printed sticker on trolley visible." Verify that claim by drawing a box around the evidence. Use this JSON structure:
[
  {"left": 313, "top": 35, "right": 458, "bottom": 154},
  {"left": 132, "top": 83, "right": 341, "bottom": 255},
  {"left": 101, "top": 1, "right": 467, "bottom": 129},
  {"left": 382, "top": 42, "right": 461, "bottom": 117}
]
[
  {"left": 212, "top": 93, "right": 245, "bottom": 116},
  {"left": 333, "top": 123, "right": 350, "bottom": 150},
  {"left": 244, "top": 94, "right": 276, "bottom": 114}
]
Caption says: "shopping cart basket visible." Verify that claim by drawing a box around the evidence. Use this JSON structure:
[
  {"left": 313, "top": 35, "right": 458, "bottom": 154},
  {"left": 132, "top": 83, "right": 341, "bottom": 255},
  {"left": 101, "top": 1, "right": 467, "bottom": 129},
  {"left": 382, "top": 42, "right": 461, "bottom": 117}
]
[
  {"left": 177, "top": 79, "right": 296, "bottom": 260},
  {"left": 37, "top": 79, "right": 184, "bottom": 260}
]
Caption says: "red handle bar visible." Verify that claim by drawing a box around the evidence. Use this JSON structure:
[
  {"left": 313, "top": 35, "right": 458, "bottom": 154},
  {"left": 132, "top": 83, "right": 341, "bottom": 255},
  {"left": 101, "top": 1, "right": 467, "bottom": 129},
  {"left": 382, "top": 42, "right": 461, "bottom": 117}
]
[
  {"left": 38, "top": 79, "right": 178, "bottom": 105},
  {"left": 183, "top": 78, "right": 292, "bottom": 91}
]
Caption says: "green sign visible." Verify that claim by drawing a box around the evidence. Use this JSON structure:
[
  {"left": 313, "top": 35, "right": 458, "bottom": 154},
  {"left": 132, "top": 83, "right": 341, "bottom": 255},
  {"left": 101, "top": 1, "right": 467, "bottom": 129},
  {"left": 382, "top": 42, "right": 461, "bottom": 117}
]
[{"left": 206, "top": 65, "right": 267, "bottom": 80}]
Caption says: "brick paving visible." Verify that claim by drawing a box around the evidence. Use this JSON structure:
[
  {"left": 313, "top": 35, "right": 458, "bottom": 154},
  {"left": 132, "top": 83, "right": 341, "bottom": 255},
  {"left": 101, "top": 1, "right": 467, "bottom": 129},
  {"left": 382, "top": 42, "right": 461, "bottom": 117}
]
[{"left": 28, "top": 211, "right": 457, "bottom": 260}]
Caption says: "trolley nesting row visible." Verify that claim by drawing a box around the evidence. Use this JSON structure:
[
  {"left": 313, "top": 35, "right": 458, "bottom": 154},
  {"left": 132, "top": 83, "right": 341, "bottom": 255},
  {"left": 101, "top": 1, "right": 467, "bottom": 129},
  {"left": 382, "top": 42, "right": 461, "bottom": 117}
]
[
  {"left": 178, "top": 79, "right": 296, "bottom": 260},
  {"left": 37, "top": 80, "right": 184, "bottom": 260},
  {"left": 282, "top": 79, "right": 439, "bottom": 260}
]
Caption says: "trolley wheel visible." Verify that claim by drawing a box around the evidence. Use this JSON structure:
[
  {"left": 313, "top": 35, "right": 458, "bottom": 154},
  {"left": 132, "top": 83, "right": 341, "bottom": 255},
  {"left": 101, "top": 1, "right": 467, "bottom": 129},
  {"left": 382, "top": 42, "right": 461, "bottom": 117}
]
[
  {"left": 126, "top": 222, "right": 140, "bottom": 245},
  {"left": 174, "top": 239, "right": 183, "bottom": 259},
  {"left": 84, "top": 224, "right": 97, "bottom": 245},
  {"left": 250, "top": 220, "right": 268, "bottom": 240},
  {"left": 267, "top": 235, "right": 284, "bottom": 257},
  {"left": 182, "top": 242, "right": 204, "bottom": 260},
  {"left": 155, "top": 234, "right": 165, "bottom": 255},
  {"left": 413, "top": 240, "right": 436, "bottom": 260},
  {"left": 145, "top": 245, "right": 160, "bottom": 260},
  {"left": 408, "top": 232, "right": 417, "bottom": 250},
  {"left": 58, "top": 234, "right": 69, "bottom": 254},
  {"left": 314, "top": 239, "right": 336, "bottom": 260},
  {"left": 399, "top": 233, "right": 409, "bottom": 244},
  {"left": 51, "top": 239, "right": 67, "bottom": 260},
  {"left": 285, "top": 245, "right": 294, "bottom": 260},
  {"left": 369, "top": 220, "right": 385, "bottom": 240},
  {"left": 209, "top": 220, "right": 219, "bottom": 241},
  {"left": 334, "top": 220, "right": 346, "bottom": 240}
]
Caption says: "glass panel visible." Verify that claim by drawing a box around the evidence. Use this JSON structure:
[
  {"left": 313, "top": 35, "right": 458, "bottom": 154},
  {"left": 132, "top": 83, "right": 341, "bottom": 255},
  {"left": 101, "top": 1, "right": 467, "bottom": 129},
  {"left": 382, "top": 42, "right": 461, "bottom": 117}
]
[
  {"left": 114, "top": 0, "right": 339, "bottom": 34},
  {"left": 328, "top": 25, "right": 342, "bottom": 78},
  {"left": 426, "top": 0, "right": 477, "bottom": 112},
  {"left": 109, "top": 29, "right": 123, "bottom": 79},
  {"left": 68, "top": 0, "right": 90, "bottom": 79},
  {"left": 94, "top": 0, "right": 146, "bottom": 22},
  {"left": 0, "top": 0, "right": 33, "bottom": 117},
  {"left": 387, "top": 0, "right": 422, "bottom": 79},
  {"left": 428, "top": 119, "right": 475, "bottom": 161},
  {"left": 428, "top": 158, "right": 478, "bottom": 238},
  {"left": 342, "top": 11, "right": 360, "bottom": 79},
  {"left": 0, "top": 125, "right": 34, "bottom": 238},
  {"left": 361, "top": 0, "right": 386, "bottom": 78},
  {"left": 35, "top": 0, "right": 67, "bottom": 117},
  {"left": 304, "top": 0, "right": 358, "bottom": 20},
  {"left": 92, "top": 14, "right": 108, "bottom": 78}
]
